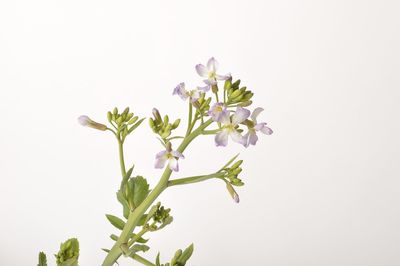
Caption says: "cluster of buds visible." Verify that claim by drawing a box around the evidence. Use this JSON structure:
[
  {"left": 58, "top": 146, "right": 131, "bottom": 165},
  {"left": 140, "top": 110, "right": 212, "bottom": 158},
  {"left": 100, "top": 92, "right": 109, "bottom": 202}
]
[
  {"left": 107, "top": 107, "right": 144, "bottom": 141},
  {"left": 146, "top": 203, "right": 173, "bottom": 232},
  {"left": 225, "top": 79, "right": 254, "bottom": 106},
  {"left": 55, "top": 238, "right": 79, "bottom": 266},
  {"left": 193, "top": 94, "right": 212, "bottom": 117},
  {"left": 222, "top": 160, "right": 244, "bottom": 187},
  {"left": 149, "top": 108, "right": 181, "bottom": 140}
]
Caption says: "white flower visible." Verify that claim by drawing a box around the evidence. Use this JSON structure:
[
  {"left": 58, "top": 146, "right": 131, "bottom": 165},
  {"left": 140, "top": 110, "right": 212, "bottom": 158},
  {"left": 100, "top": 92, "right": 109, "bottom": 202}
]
[
  {"left": 215, "top": 107, "right": 250, "bottom": 147},
  {"left": 154, "top": 145, "right": 184, "bottom": 172},
  {"left": 196, "top": 57, "right": 230, "bottom": 86},
  {"left": 243, "top": 108, "right": 273, "bottom": 147}
]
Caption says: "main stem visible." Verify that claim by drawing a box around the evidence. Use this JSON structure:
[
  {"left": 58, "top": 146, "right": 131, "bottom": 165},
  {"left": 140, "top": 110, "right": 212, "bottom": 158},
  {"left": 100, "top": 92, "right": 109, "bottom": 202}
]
[{"left": 102, "top": 119, "right": 213, "bottom": 266}]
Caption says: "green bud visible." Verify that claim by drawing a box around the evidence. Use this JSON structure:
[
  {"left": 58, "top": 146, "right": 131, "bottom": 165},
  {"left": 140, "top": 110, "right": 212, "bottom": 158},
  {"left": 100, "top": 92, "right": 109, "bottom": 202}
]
[
  {"left": 149, "top": 118, "right": 154, "bottom": 127},
  {"left": 55, "top": 238, "right": 79, "bottom": 266},
  {"left": 239, "top": 100, "right": 253, "bottom": 107},
  {"left": 122, "top": 107, "right": 130, "bottom": 115},
  {"left": 126, "top": 113, "right": 133, "bottom": 121},
  {"left": 232, "top": 79, "right": 241, "bottom": 89},
  {"left": 171, "top": 249, "right": 182, "bottom": 265},
  {"left": 231, "top": 160, "right": 243, "bottom": 169},
  {"left": 211, "top": 84, "right": 219, "bottom": 93},
  {"left": 107, "top": 111, "right": 112, "bottom": 122},
  {"left": 229, "top": 89, "right": 242, "bottom": 100},
  {"left": 242, "top": 92, "right": 254, "bottom": 101},
  {"left": 113, "top": 107, "right": 118, "bottom": 115},
  {"left": 226, "top": 182, "right": 240, "bottom": 203},
  {"left": 163, "top": 115, "right": 169, "bottom": 125},
  {"left": 224, "top": 78, "right": 232, "bottom": 91},
  {"left": 116, "top": 116, "right": 123, "bottom": 125},
  {"left": 129, "top": 116, "right": 139, "bottom": 125},
  {"left": 172, "top": 119, "right": 181, "bottom": 129}
]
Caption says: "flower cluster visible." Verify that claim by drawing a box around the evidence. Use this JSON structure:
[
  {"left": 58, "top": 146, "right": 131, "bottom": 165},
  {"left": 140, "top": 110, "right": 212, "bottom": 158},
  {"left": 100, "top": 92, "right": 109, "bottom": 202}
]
[{"left": 165, "top": 57, "right": 273, "bottom": 171}]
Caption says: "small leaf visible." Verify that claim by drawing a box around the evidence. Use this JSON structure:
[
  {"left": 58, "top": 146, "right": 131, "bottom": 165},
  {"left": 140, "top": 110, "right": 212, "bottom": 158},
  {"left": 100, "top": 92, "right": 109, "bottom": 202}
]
[
  {"left": 130, "top": 233, "right": 149, "bottom": 243},
  {"left": 116, "top": 190, "right": 130, "bottom": 219},
  {"left": 128, "top": 118, "right": 145, "bottom": 133},
  {"left": 37, "top": 252, "right": 47, "bottom": 266},
  {"left": 110, "top": 234, "right": 118, "bottom": 241},
  {"left": 131, "top": 244, "right": 150, "bottom": 253},
  {"left": 133, "top": 176, "right": 150, "bottom": 206},
  {"left": 177, "top": 244, "right": 194, "bottom": 265},
  {"left": 219, "top": 153, "right": 240, "bottom": 172},
  {"left": 102, "top": 248, "right": 110, "bottom": 253},
  {"left": 106, "top": 214, "right": 126, "bottom": 230}
]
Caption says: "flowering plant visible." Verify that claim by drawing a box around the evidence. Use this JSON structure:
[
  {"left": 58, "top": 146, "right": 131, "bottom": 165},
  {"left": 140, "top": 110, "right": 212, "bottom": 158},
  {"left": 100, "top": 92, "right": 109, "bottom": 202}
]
[{"left": 37, "top": 58, "right": 272, "bottom": 266}]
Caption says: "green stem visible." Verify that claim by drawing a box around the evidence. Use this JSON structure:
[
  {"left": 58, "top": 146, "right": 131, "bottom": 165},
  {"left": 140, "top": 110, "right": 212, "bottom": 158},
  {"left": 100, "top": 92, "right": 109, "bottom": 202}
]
[
  {"left": 129, "top": 254, "right": 155, "bottom": 266},
  {"left": 118, "top": 139, "right": 127, "bottom": 178},
  {"left": 168, "top": 172, "right": 225, "bottom": 187},
  {"left": 185, "top": 102, "right": 193, "bottom": 136},
  {"left": 202, "top": 129, "right": 220, "bottom": 135},
  {"left": 127, "top": 227, "right": 148, "bottom": 247},
  {"left": 102, "top": 119, "right": 213, "bottom": 266}
]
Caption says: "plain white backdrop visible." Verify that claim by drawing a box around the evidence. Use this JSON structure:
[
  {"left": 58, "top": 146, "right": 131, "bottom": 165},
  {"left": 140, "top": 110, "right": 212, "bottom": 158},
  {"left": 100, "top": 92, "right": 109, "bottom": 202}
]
[{"left": 1, "top": 0, "right": 399, "bottom": 265}]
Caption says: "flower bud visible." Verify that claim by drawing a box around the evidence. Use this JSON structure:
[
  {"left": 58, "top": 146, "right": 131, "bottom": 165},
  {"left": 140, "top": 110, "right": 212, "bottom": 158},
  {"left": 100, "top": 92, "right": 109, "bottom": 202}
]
[
  {"left": 226, "top": 182, "right": 240, "bottom": 203},
  {"left": 224, "top": 78, "right": 232, "bottom": 91},
  {"left": 211, "top": 84, "right": 218, "bottom": 93},
  {"left": 152, "top": 108, "right": 162, "bottom": 122},
  {"left": 172, "top": 119, "right": 181, "bottom": 129},
  {"left": 78, "top": 115, "right": 107, "bottom": 131}
]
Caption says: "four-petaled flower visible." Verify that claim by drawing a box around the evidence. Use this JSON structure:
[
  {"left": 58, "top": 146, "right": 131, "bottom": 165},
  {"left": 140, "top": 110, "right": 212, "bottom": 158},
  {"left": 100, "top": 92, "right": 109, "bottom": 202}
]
[
  {"left": 243, "top": 108, "right": 273, "bottom": 147},
  {"left": 154, "top": 143, "right": 184, "bottom": 172},
  {"left": 196, "top": 57, "right": 230, "bottom": 87},
  {"left": 215, "top": 107, "right": 250, "bottom": 147},
  {"left": 173, "top": 82, "right": 207, "bottom": 103},
  {"left": 208, "top": 102, "right": 229, "bottom": 122}
]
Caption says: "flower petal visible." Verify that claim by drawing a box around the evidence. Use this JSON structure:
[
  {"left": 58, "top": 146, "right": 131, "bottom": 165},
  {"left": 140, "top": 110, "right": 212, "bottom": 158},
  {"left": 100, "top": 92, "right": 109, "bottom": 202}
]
[
  {"left": 195, "top": 64, "right": 208, "bottom": 77},
  {"left": 155, "top": 150, "right": 168, "bottom": 159},
  {"left": 215, "top": 130, "right": 229, "bottom": 147},
  {"left": 230, "top": 130, "right": 247, "bottom": 146},
  {"left": 204, "top": 78, "right": 217, "bottom": 85},
  {"left": 168, "top": 158, "right": 179, "bottom": 172},
  {"left": 260, "top": 125, "right": 273, "bottom": 135},
  {"left": 207, "top": 57, "right": 219, "bottom": 71},
  {"left": 154, "top": 156, "right": 167, "bottom": 169},
  {"left": 78, "top": 115, "right": 90, "bottom": 126},
  {"left": 173, "top": 83, "right": 189, "bottom": 101},
  {"left": 216, "top": 73, "right": 231, "bottom": 80},
  {"left": 251, "top": 107, "right": 264, "bottom": 123},
  {"left": 232, "top": 107, "right": 250, "bottom": 125},
  {"left": 190, "top": 90, "right": 201, "bottom": 102},
  {"left": 171, "top": 150, "right": 184, "bottom": 159},
  {"left": 248, "top": 131, "right": 259, "bottom": 146},
  {"left": 197, "top": 85, "right": 210, "bottom": 92}
]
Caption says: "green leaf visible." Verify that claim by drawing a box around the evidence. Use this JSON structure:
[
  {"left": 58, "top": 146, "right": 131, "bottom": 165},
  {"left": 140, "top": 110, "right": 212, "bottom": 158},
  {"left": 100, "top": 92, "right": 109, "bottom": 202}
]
[
  {"left": 219, "top": 153, "right": 240, "bottom": 172},
  {"left": 177, "top": 244, "right": 194, "bottom": 265},
  {"left": 102, "top": 248, "right": 110, "bottom": 253},
  {"left": 110, "top": 234, "right": 118, "bottom": 241},
  {"left": 128, "top": 118, "right": 146, "bottom": 133},
  {"left": 131, "top": 244, "right": 150, "bottom": 253},
  {"left": 37, "top": 252, "right": 47, "bottom": 266},
  {"left": 106, "top": 214, "right": 126, "bottom": 230},
  {"left": 133, "top": 176, "right": 150, "bottom": 206},
  {"left": 116, "top": 190, "right": 130, "bottom": 219},
  {"left": 130, "top": 233, "right": 149, "bottom": 243}
]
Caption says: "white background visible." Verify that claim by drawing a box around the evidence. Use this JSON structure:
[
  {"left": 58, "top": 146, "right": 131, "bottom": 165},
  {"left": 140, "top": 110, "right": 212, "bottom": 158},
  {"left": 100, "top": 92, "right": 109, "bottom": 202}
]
[{"left": 1, "top": 0, "right": 399, "bottom": 265}]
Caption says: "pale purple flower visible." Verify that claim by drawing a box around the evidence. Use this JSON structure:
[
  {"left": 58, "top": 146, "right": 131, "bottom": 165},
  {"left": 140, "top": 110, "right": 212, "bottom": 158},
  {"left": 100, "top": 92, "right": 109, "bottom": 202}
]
[
  {"left": 78, "top": 115, "right": 90, "bottom": 126},
  {"left": 154, "top": 146, "right": 184, "bottom": 172},
  {"left": 196, "top": 57, "right": 231, "bottom": 86},
  {"left": 77, "top": 115, "right": 107, "bottom": 131},
  {"left": 208, "top": 102, "right": 229, "bottom": 122},
  {"left": 215, "top": 107, "right": 250, "bottom": 147},
  {"left": 243, "top": 107, "right": 273, "bottom": 147},
  {"left": 173, "top": 82, "right": 205, "bottom": 103}
]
